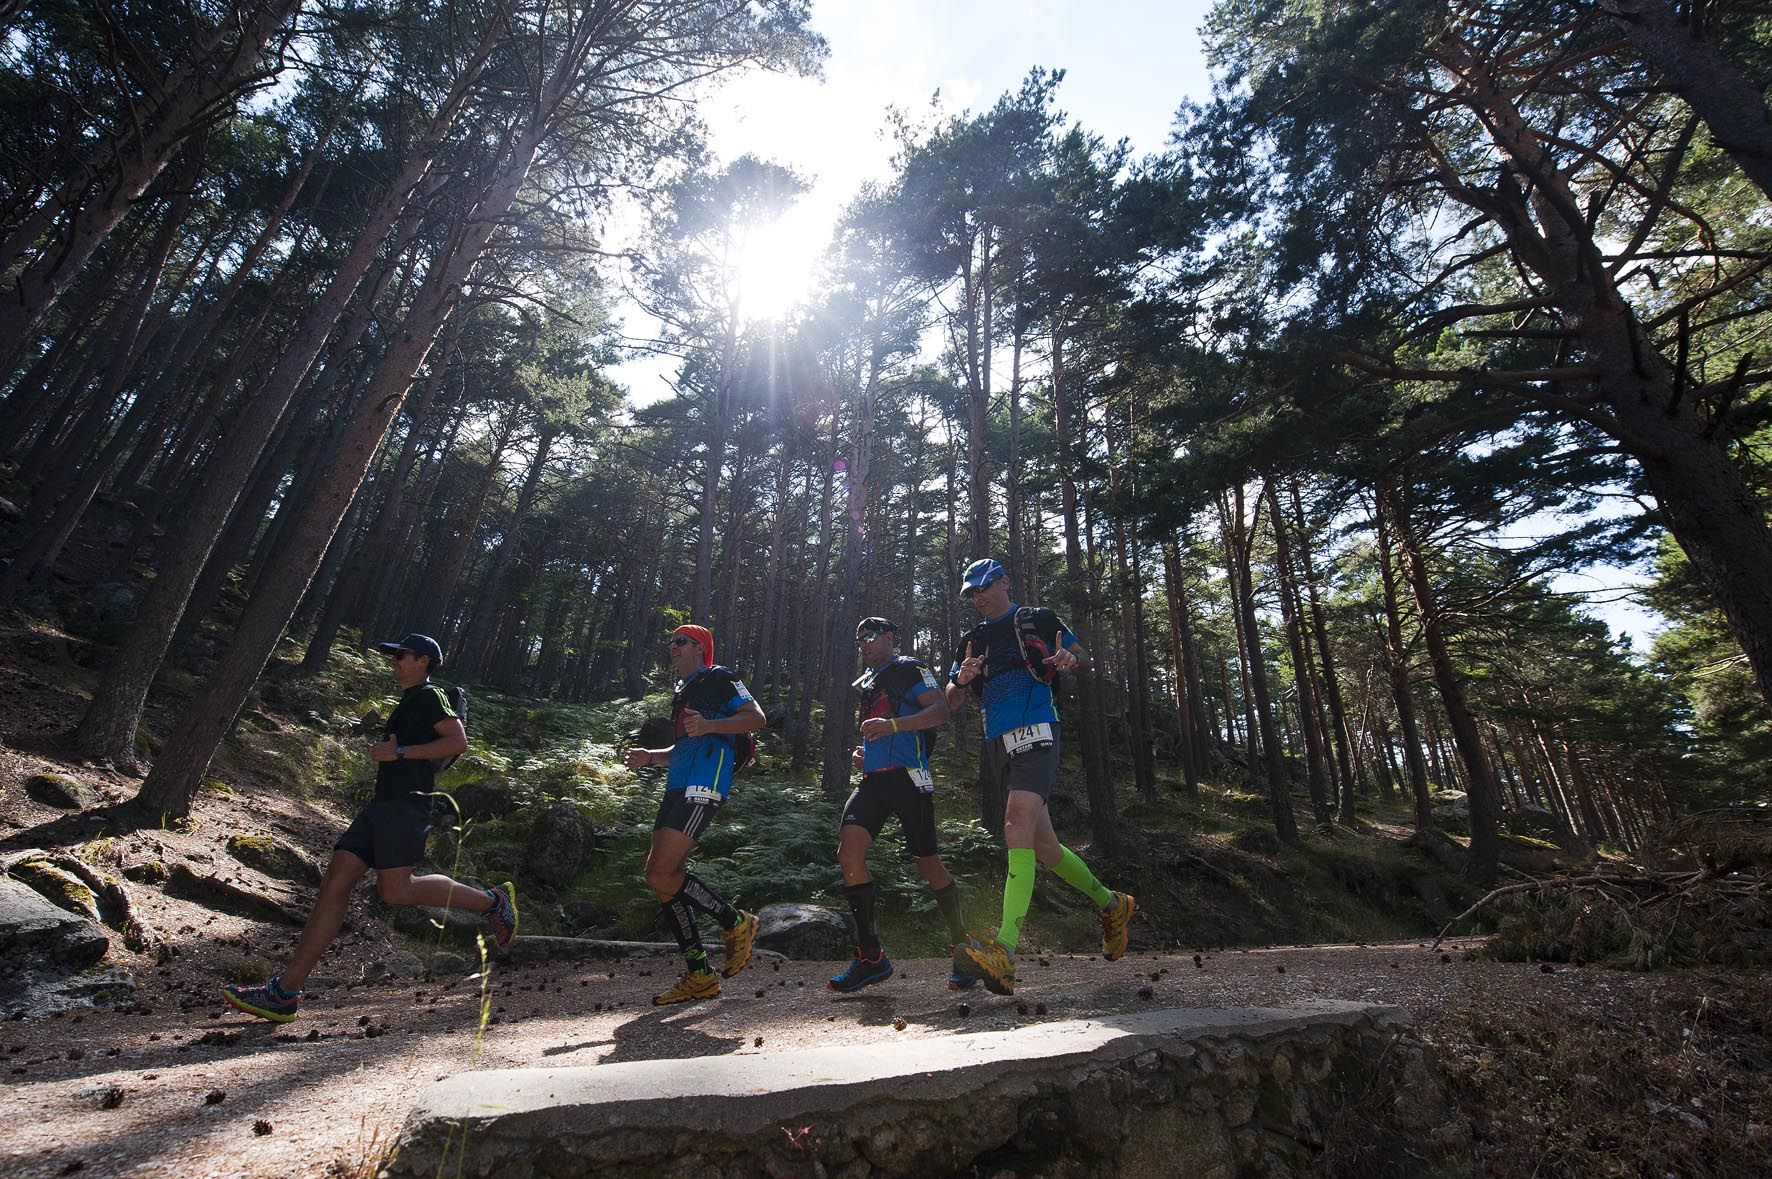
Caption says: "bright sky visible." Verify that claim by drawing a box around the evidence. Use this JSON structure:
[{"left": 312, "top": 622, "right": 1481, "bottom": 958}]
[
  {"left": 613, "top": 0, "right": 1216, "bottom": 398},
  {"left": 703, "top": 0, "right": 1215, "bottom": 256}
]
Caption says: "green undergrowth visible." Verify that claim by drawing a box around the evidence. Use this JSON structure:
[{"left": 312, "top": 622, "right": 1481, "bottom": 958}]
[{"left": 236, "top": 646, "right": 1488, "bottom": 956}]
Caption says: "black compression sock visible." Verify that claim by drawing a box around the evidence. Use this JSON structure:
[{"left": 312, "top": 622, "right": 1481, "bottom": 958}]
[
  {"left": 680, "top": 873, "right": 739, "bottom": 930},
  {"left": 844, "top": 881, "right": 880, "bottom": 953},
  {"left": 933, "top": 881, "right": 965, "bottom": 945},
  {"left": 660, "top": 895, "right": 705, "bottom": 966}
]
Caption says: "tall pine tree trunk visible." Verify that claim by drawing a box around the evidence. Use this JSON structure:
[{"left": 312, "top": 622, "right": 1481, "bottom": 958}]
[
  {"left": 1225, "top": 484, "right": 1298, "bottom": 845},
  {"left": 1380, "top": 475, "right": 1500, "bottom": 884},
  {"left": 1052, "top": 327, "right": 1118, "bottom": 853},
  {"left": 1267, "top": 482, "right": 1332, "bottom": 826}
]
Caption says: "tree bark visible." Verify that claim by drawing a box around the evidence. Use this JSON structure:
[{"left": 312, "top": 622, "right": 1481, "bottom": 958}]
[
  {"left": 1600, "top": 0, "right": 1772, "bottom": 203},
  {"left": 1447, "top": 44, "right": 1772, "bottom": 713},
  {"left": 455, "top": 426, "right": 557, "bottom": 680},
  {"left": 1288, "top": 481, "right": 1358, "bottom": 819}
]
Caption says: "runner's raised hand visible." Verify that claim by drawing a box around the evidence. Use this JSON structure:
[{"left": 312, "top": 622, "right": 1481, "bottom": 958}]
[{"left": 955, "top": 641, "right": 986, "bottom": 685}]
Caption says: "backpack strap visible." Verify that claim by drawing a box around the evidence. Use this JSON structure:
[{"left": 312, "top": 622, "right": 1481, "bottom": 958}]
[
  {"left": 430, "top": 684, "right": 468, "bottom": 773},
  {"left": 1014, "top": 606, "right": 1062, "bottom": 684}
]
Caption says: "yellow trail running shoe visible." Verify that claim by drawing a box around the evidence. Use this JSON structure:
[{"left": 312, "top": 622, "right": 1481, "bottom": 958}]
[
  {"left": 653, "top": 968, "right": 720, "bottom": 1006},
  {"left": 1100, "top": 892, "right": 1136, "bottom": 961},
  {"left": 721, "top": 910, "right": 760, "bottom": 978},
  {"left": 954, "top": 933, "right": 1016, "bottom": 996}
]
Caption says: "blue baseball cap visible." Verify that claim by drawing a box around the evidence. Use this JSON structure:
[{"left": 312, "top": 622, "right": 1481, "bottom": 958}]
[
  {"left": 960, "top": 558, "right": 1006, "bottom": 597},
  {"left": 376, "top": 633, "right": 444, "bottom": 666}
]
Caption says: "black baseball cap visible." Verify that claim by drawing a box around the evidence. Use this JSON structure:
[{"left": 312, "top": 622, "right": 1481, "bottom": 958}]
[
  {"left": 376, "top": 633, "right": 444, "bottom": 665},
  {"left": 855, "top": 617, "right": 897, "bottom": 639}
]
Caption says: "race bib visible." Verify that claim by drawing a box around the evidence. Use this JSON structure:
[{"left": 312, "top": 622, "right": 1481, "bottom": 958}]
[
  {"left": 907, "top": 766, "right": 934, "bottom": 793},
  {"left": 1001, "top": 723, "right": 1054, "bottom": 756},
  {"left": 684, "top": 783, "right": 722, "bottom": 804}
]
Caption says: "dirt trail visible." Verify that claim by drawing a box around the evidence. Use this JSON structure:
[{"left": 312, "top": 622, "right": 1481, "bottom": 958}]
[{"left": 2, "top": 939, "right": 1743, "bottom": 1179}]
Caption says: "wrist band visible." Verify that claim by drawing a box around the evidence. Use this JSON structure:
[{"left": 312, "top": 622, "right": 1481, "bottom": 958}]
[{"left": 889, "top": 718, "right": 898, "bottom": 734}]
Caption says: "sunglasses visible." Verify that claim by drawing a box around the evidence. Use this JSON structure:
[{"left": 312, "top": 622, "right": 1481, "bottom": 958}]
[
  {"left": 386, "top": 650, "right": 415, "bottom": 662},
  {"left": 668, "top": 636, "right": 697, "bottom": 648},
  {"left": 855, "top": 632, "right": 887, "bottom": 645}
]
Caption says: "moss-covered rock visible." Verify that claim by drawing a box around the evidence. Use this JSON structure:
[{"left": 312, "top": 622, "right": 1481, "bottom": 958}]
[
  {"left": 11, "top": 859, "right": 101, "bottom": 922},
  {"left": 1497, "top": 833, "right": 1560, "bottom": 875},
  {"left": 225, "top": 834, "right": 322, "bottom": 885},
  {"left": 447, "top": 776, "right": 519, "bottom": 822},
  {"left": 123, "top": 860, "right": 170, "bottom": 884},
  {"left": 1229, "top": 825, "right": 1283, "bottom": 855},
  {"left": 25, "top": 772, "right": 97, "bottom": 810},
  {"left": 524, "top": 801, "right": 595, "bottom": 887}
]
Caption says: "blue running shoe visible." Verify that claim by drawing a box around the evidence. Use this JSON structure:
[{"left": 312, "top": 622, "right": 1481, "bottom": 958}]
[
  {"left": 947, "top": 939, "right": 979, "bottom": 989},
  {"left": 221, "top": 975, "right": 301, "bottom": 1023},
  {"left": 827, "top": 949, "right": 893, "bottom": 993}
]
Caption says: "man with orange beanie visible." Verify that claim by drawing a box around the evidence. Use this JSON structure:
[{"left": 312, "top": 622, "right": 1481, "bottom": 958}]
[{"left": 625, "top": 624, "right": 766, "bottom": 1004}]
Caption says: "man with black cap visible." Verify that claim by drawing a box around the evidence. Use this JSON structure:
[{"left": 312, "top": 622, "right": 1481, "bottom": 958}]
[
  {"left": 946, "top": 560, "right": 1135, "bottom": 995},
  {"left": 220, "top": 633, "right": 517, "bottom": 1022},
  {"left": 829, "top": 616, "right": 970, "bottom": 993},
  {"left": 624, "top": 623, "right": 765, "bottom": 1005}
]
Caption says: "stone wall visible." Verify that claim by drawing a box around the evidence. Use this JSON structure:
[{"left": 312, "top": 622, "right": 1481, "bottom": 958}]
[{"left": 392, "top": 1002, "right": 1469, "bottom": 1178}]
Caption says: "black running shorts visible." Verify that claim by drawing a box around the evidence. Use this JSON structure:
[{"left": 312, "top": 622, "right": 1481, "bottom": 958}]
[
  {"left": 983, "top": 730, "right": 1061, "bottom": 801},
  {"left": 654, "top": 788, "right": 721, "bottom": 840},
  {"left": 841, "top": 768, "right": 940, "bottom": 857},
  {"left": 335, "top": 796, "right": 431, "bottom": 870}
]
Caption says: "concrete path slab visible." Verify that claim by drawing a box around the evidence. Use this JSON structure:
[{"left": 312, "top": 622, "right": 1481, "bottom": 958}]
[{"left": 392, "top": 1001, "right": 1466, "bottom": 1177}]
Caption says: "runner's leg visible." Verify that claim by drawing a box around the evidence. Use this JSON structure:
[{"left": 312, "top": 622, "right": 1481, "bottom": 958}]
[
  {"left": 838, "top": 824, "right": 881, "bottom": 953},
  {"left": 837, "top": 822, "right": 874, "bottom": 886},
  {"left": 279, "top": 851, "right": 370, "bottom": 990},
  {"left": 679, "top": 873, "right": 739, "bottom": 931},
  {"left": 1031, "top": 805, "right": 1135, "bottom": 958},
  {"left": 912, "top": 855, "right": 953, "bottom": 891},
  {"left": 647, "top": 827, "right": 711, "bottom": 972},
  {"left": 901, "top": 782, "right": 963, "bottom": 944},
  {"left": 645, "top": 827, "right": 695, "bottom": 901},
  {"left": 916, "top": 858, "right": 966, "bottom": 945},
  {"left": 999, "top": 788, "right": 1043, "bottom": 951},
  {"left": 374, "top": 868, "right": 494, "bottom": 912}
]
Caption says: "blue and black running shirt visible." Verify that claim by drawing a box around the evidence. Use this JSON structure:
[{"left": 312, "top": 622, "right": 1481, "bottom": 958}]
[
  {"left": 855, "top": 656, "right": 941, "bottom": 774},
  {"left": 949, "top": 605, "right": 1077, "bottom": 740},
  {"left": 667, "top": 665, "right": 754, "bottom": 802}
]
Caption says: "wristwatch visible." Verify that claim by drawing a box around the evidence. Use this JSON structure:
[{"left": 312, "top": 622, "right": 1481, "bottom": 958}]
[{"left": 395, "top": 745, "right": 407, "bottom": 759}]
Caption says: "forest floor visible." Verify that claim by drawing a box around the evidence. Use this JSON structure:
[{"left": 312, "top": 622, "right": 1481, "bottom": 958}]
[
  {"left": 0, "top": 938, "right": 1766, "bottom": 1178},
  {"left": 1, "top": 615, "right": 1769, "bottom": 1177}
]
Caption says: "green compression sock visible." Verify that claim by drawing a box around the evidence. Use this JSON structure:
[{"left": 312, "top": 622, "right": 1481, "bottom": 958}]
[
  {"left": 1051, "top": 846, "right": 1113, "bottom": 908},
  {"left": 998, "top": 848, "right": 1038, "bottom": 951}
]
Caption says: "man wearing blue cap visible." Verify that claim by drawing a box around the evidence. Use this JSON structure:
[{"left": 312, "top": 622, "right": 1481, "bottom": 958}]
[
  {"left": 946, "top": 560, "right": 1135, "bottom": 995},
  {"left": 220, "top": 633, "right": 518, "bottom": 1022}
]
